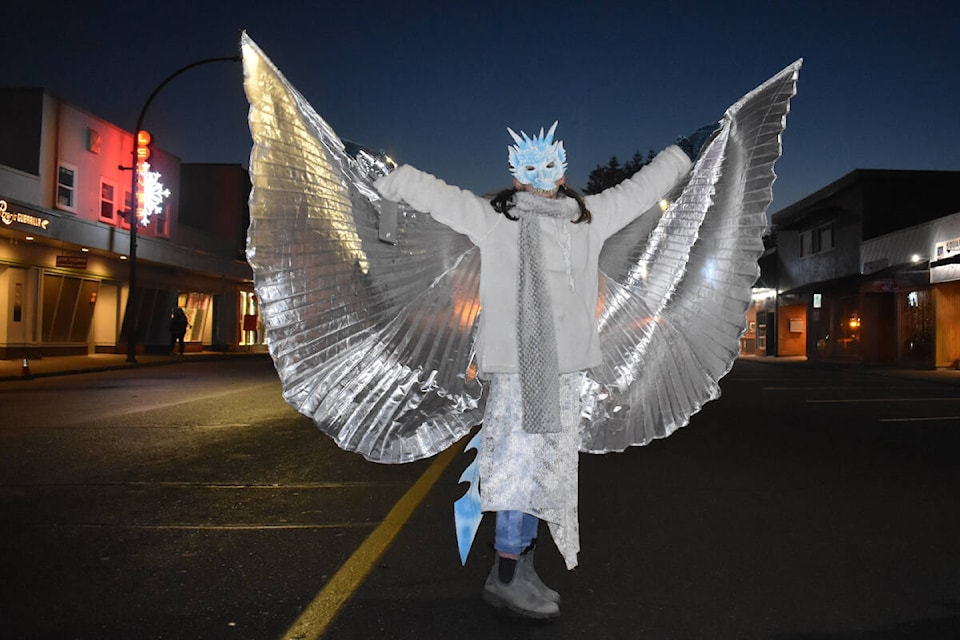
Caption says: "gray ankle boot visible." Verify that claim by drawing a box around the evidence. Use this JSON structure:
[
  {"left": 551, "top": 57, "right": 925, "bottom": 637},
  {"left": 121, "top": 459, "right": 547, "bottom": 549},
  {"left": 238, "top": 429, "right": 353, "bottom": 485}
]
[
  {"left": 518, "top": 541, "right": 560, "bottom": 604},
  {"left": 482, "top": 555, "right": 560, "bottom": 619}
]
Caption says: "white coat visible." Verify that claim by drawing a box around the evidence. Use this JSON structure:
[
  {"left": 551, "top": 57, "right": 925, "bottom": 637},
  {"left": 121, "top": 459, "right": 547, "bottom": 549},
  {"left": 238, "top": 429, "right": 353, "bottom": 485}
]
[{"left": 374, "top": 144, "right": 691, "bottom": 377}]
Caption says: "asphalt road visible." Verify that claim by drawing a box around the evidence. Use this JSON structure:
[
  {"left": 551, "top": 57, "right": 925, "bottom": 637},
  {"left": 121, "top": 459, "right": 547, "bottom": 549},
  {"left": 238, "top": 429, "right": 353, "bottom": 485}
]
[{"left": 1, "top": 357, "right": 958, "bottom": 639}]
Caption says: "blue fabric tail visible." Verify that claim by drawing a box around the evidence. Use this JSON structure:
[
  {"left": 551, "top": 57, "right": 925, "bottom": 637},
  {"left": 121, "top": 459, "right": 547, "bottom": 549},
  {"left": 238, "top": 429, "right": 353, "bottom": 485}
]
[{"left": 453, "top": 430, "right": 483, "bottom": 565}]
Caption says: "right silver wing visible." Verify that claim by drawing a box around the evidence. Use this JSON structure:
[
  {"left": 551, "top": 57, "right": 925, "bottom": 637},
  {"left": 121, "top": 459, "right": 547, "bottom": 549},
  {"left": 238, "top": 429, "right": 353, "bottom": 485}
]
[{"left": 582, "top": 60, "right": 802, "bottom": 453}]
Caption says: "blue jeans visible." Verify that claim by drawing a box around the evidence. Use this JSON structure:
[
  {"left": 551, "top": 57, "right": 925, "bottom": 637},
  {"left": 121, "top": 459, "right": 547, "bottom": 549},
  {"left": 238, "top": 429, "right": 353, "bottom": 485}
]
[{"left": 495, "top": 510, "right": 539, "bottom": 556}]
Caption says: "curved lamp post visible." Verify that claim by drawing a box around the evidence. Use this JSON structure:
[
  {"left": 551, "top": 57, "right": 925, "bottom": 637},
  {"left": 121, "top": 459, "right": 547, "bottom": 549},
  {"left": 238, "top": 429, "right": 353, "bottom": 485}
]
[{"left": 122, "top": 55, "right": 241, "bottom": 363}]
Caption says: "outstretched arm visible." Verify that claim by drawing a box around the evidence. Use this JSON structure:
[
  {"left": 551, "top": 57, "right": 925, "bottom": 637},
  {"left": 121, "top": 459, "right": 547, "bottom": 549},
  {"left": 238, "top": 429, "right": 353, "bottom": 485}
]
[
  {"left": 585, "top": 145, "right": 692, "bottom": 240},
  {"left": 375, "top": 165, "right": 497, "bottom": 244}
]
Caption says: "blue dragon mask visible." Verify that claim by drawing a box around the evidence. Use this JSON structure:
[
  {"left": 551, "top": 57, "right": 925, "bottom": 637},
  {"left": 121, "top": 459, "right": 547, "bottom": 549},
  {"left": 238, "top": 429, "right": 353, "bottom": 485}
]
[{"left": 507, "top": 121, "right": 567, "bottom": 194}]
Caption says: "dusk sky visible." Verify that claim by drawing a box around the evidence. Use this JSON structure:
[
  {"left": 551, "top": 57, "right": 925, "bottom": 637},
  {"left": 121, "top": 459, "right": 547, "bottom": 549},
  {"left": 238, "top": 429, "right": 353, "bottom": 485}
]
[{"left": 3, "top": 1, "right": 958, "bottom": 215}]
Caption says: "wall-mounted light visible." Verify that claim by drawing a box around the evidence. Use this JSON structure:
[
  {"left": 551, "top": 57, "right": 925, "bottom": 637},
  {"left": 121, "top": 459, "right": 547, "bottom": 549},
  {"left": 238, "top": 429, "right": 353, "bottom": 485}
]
[
  {"left": 81, "top": 247, "right": 90, "bottom": 252},
  {"left": 911, "top": 254, "right": 922, "bottom": 263},
  {"left": 24, "top": 236, "right": 34, "bottom": 241}
]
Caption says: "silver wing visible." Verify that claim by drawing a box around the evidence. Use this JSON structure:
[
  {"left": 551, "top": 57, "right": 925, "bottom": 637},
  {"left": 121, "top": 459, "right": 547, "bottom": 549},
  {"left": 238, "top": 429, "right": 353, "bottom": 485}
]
[
  {"left": 241, "top": 33, "right": 483, "bottom": 463},
  {"left": 243, "top": 29, "right": 799, "bottom": 462},
  {"left": 581, "top": 59, "right": 802, "bottom": 453}
]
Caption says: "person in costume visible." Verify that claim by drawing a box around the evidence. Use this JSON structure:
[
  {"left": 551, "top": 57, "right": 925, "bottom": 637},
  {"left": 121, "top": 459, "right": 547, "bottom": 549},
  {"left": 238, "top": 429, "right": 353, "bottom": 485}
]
[
  {"left": 374, "top": 121, "right": 717, "bottom": 618},
  {"left": 241, "top": 32, "right": 799, "bottom": 624}
]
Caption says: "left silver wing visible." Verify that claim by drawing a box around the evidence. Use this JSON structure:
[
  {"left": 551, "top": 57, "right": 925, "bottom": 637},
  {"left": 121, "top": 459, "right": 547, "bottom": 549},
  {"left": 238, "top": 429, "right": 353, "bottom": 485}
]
[{"left": 242, "top": 33, "right": 483, "bottom": 463}]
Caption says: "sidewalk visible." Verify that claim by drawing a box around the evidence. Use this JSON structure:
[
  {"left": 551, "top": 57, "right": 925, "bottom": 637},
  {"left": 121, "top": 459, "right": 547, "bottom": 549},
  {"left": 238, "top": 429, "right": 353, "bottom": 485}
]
[
  {"left": 5, "top": 350, "right": 960, "bottom": 387},
  {"left": 0, "top": 349, "right": 270, "bottom": 381}
]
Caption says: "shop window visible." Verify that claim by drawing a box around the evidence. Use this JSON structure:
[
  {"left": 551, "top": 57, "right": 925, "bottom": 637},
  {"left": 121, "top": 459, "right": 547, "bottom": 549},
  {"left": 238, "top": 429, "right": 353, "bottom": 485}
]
[
  {"left": 57, "top": 163, "right": 77, "bottom": 212},
  {"left": 100, "top": 178, "right": 116, "bottom": 223},
  {"left": 901, "top": 289, "right": 932, "bottom": 360},
  {"left": 240, "top": 290, "right": 265, "bottom": 346},
  {"left": 815, "top": 295, "right": 861, "bottom": 358},
  {"left": 836, "top": 297, "right": 861, "bottom": 357},
  {"left": 14, "top": 283, "right": 23, "bottom": 322},
  {"left": 814, "top": 303, "right": 831, "bottom": 355},
  {"left": 41, "top": 274, "right": 100, "bottom": 343},
  {"left": 177, "top": 292, "right": 212, "bottom": 342}
]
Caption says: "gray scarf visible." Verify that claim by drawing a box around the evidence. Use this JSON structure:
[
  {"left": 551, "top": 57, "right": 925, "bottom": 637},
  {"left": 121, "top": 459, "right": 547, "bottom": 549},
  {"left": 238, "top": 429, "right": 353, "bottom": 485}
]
[{"left": 514, "top": 191, "right": 579, "bottom": 434}]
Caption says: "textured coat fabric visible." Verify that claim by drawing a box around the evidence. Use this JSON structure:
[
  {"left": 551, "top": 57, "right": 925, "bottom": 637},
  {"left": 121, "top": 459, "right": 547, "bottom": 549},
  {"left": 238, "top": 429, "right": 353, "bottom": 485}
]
[{"left": 374, "top": 144, "right": 692, "bottom": 378}]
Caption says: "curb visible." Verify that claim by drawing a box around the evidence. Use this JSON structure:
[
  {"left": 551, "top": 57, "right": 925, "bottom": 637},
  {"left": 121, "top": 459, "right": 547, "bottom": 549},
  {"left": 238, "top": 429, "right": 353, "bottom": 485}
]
[{"left": 0, "top": 352, "right": 270, "bottom": 382}]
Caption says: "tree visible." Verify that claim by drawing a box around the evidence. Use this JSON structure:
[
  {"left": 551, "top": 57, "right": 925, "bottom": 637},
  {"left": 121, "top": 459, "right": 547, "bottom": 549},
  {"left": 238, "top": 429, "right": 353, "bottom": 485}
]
[{"left": 583, "top": 149, "right": 656, "bottom": 194}]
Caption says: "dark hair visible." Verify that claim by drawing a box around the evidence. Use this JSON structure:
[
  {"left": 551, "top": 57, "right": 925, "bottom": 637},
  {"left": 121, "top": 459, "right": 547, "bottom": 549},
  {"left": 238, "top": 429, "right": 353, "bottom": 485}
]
[{"left": 490, "top": 184, "right": 592, "bottom": 224}]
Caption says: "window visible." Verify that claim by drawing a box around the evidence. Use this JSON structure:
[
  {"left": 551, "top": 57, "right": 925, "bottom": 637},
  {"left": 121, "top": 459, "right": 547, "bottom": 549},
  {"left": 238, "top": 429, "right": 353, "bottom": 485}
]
[
  {"left": 901, "top": 289, "right": 932, "bottom": 360},
  {"left": 799, "top": 223, "right": 834, "bottom": 258},
  {"left": 799, "top": 230, "right": 811, "bottom": 257},
  {"left": 819, "top": 224, "right": 834, "bottom": 252},
  {"left": 86, "top": 128, "right": 101, "bottom": 154},
  {"left": 57, "top": 163, "right": 77, "bottom": 211},
  {"left": 41, "top": 274, "right": 100, "bottom": 342},
  {"left": 154, "top": 203, "right": 169, "bottom": 237},
  {"left": 178, "top": 292, "right": 212, "bottom": 343},
  {"left": 120, "top": 191, "right": 132, "bottom": 229},
  {"left": 99, "top": 179, "right": 116, "bottom": 223},
  {"left": 836, "top": 297, "right": 861, "bottom": 357},
  {"left": 240, "top": 291, "right": 265, "bottom": 346}
]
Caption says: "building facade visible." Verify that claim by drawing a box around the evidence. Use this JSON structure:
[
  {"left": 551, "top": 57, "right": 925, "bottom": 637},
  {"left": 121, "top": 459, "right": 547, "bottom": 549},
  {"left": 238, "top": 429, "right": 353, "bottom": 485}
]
[
  {"left": 757, "top": 169, "right": 960, "bottom": 368},
  {"left": 0, "top": 88, "right": 261, "bottom": 359}
]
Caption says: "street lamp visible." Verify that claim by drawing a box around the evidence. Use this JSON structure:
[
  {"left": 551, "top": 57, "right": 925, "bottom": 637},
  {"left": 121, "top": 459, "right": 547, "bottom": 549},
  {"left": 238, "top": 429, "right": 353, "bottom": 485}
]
[{"left": 120, "top": 55, "right": 241, "bottom": 363}]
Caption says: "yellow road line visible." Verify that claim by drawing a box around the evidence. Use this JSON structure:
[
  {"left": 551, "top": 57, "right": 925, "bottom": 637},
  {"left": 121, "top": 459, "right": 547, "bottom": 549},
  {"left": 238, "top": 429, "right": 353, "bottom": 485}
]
[{"left": 279, "top": 443, "right": 460, "bottom": 640}]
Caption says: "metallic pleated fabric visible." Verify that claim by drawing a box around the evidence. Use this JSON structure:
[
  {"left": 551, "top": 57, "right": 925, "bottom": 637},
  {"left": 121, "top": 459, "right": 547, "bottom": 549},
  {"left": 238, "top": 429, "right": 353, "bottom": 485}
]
[
  {"left": 240, "top": 32, "right": 800, "bottom": 463},
  {"left": 583, "top": 61, "right": 802, "bottom": 452}
]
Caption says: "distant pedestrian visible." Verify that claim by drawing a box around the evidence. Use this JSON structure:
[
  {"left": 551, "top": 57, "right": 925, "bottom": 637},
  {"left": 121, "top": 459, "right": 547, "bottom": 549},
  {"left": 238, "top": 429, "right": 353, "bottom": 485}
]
[{"left": 169, "top": 307, "right": 189, "bottom": 355}]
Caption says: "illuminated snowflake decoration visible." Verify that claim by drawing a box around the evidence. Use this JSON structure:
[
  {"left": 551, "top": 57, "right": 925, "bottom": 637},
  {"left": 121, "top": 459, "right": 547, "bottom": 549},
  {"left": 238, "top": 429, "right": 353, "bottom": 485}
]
[{"left": 137, "top": 161, "right": 171, "bottom": 226}]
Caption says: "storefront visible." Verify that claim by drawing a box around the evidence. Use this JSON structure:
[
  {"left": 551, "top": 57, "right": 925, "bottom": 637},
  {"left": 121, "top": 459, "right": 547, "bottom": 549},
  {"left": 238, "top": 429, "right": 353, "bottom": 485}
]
[
  {"left": 1, "top": 196, "right": 261, "bottom": 358},
  {"left": 1, "top": 197, "right": 118, "bottom": 357}
]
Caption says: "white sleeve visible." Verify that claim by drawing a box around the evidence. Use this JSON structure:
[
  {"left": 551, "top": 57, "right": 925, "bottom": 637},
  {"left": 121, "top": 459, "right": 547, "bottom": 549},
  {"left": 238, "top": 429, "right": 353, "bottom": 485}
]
[
  {"left": 375, "top": 165, "right": 496, "bottom": 244},
  {"left": 585, "top": 145, "right": 692, "bottom": 241}
]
